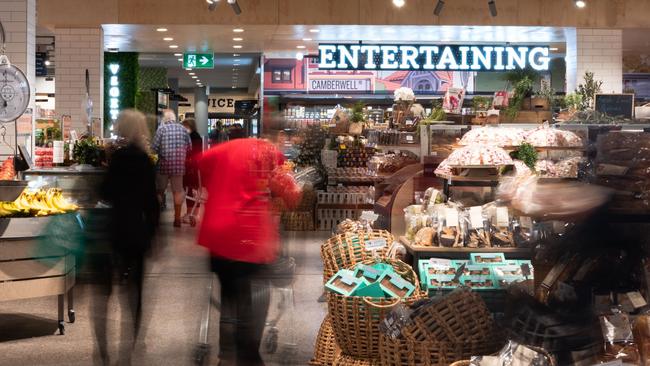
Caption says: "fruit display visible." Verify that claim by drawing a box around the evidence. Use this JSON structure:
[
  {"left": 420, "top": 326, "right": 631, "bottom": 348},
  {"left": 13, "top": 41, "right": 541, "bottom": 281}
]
[
  {"left": 0, "top": 188, "right": 79, "bottom": 217},
  {"left": 0, "top": 157, "right": 15, "bottom": 180}
]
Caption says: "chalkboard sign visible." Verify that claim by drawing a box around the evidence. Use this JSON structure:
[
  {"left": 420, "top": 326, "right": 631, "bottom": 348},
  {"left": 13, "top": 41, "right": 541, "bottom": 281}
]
[{"left": 595, "top": 94, "right": 635, "bottom": 119}]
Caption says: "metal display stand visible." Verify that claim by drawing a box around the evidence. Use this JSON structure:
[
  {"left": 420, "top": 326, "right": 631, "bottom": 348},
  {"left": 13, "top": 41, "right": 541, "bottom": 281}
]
[{"left": 0, "top": 217, "right": 75, "bottom": 335}]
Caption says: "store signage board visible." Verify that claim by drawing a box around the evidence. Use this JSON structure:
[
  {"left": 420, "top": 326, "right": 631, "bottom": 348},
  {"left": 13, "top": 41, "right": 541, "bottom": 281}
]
[
  {"left": 318, "top": 44, "right": 550, "bottom": 71},
  {"left": 595, "top": 93, "right": 635, "bottom": 119},
  {"left": 308, "top": 77, "right": 373, "bottom": 93},
  {"left": 183, "top": 53, "right": 214, "bottom": 69}
]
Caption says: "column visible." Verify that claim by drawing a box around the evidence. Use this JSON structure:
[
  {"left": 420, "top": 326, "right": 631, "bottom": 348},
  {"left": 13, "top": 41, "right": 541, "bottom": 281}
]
[
  {"left": 0, "top": 0, "right": 36, "bottom": 153},
  {"left": 194, "top": 86, "right": 209, "bottom": 138},
  {"left": 566, "top": 28, "right": 623, "bottom": 94},
  {"left": 168, "top": 77, "right": 179, "bottom": 118},
  {"left": 54, "top": 27, "right": 104, "bottom": 135}
]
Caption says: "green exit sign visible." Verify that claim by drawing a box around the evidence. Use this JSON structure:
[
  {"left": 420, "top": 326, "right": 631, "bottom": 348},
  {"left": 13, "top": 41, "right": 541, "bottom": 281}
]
[{"left": 183, "top": 53, "right": 214, "bottom": 69}]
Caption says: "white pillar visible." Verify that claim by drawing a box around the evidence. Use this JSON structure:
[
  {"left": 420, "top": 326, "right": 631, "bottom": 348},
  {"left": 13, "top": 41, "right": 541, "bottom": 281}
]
[
  {"left": 194, "top": 86, "right": 209, "bottom": 138},
  {"left": 54, "top": 27, "right": 104, "bottom": 135},
  {"left": 566, "top": 28, "right": 623, "bottom": 94}
]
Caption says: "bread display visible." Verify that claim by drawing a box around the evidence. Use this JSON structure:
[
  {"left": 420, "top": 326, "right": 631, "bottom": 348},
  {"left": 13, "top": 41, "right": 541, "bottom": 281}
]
[
  {"left": 459, "top": 126, "right": 526, "bottom": 147},
  {"left": 444, "top": 144, "right": 514, "bottom": 167},
  {"left": 524, "top": 123, "right": 583, "bottom": 147}
]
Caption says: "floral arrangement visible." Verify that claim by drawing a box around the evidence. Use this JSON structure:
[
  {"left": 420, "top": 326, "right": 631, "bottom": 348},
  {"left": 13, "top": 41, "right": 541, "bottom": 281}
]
[{"left": 394, "top": 87, "right": 416, "bottom": 102}]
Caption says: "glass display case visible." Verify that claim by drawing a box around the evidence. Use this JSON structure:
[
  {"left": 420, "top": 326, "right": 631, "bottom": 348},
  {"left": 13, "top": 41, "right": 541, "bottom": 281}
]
[{"left": 23, "top": 167, "right": 106, "bottom": 209}]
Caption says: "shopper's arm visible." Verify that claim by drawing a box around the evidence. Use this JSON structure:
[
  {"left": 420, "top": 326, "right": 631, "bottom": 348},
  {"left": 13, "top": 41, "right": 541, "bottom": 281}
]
[{"left": 152, "top": 129, "right": 162, "bottom": 155}]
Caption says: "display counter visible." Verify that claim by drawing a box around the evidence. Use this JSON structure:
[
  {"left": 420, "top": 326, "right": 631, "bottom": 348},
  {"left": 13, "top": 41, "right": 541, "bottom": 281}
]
[
  {"left": 23, "top": 167, "right": 106, "bottom": 208},
  {"left": 0, "top": 217, "right": 75, "bottom": 335}
]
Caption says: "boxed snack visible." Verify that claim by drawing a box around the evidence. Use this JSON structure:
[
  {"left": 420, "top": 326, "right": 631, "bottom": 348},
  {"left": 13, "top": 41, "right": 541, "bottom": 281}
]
[
  {"left": 326, "top": 269, "right": 368, "bottom": 296},
  {"left": 354, "top": 281, "right": 386, "bottom": 298},
  {"left": 471, "top": 252, "right": 507, "bottom": 265},
  {"left": 379, "top": 271, "right": 416, "bottom": 298},
  {"left": 461, "top": 274, "right": 497, "bottom": 290},
  {"left": 427, "top": 274, "right": 461, "bottom": 290},
  {"left": 462, "top": 264, "right": 492, "bottom": 276},
  {"left": 354, "top": 263, "right": 387, "bottom": 282}
]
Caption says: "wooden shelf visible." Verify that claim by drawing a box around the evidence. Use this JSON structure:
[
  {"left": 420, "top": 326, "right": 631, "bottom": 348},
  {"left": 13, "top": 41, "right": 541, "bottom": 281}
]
[
  {"left": 317, "top": 203, "right": 374, "bottom": 210},
  {"left": 399, "top": 236, "right": 533, "bottom": 257}
]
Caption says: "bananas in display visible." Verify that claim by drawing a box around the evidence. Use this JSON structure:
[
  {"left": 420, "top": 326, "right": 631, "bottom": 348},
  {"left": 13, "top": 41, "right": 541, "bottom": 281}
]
[{"left": 0, "top": 188, "right": 79, "bottom": 217}]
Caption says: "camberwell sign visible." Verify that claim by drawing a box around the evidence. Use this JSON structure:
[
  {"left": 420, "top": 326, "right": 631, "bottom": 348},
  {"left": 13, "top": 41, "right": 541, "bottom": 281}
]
[{"left": 318, "top": 44, "right": 550, "bottom": 71}]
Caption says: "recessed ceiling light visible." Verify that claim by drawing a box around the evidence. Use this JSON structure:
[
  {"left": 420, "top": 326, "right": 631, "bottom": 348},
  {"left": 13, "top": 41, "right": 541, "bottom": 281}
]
[
  {"left": 309, "top": 29, "right": 320, "bottom": 33},
  {"left": 575, "top": 0, "right": 586, "bottom": 8},
  {"left": 163, "top": 37, "right": 174, "bottom": 41},
  {"left": 233, "top": 53, "right": 240, "bottom": 57},
  {"left": 234, "top": 63, "right": 240, "bottom": 66},
  {"left": 234, "top": 59, "right": 241, "bottom": 62},
  {"left": 302, "top": 38, "right": 312, "bottom": 41},
  {"left": 233, "top": 37, "right": 243, "bottom": 41},
  {"left": 196, "top": 80, "right": 201, "bottom": 82},
  {"left": 393, "top": 0, "right": 405, "bottom": 7},
  {"left": 192, "top": 76, "right": 198, "bottom": 79},
  {"left": 189, "top": 72, "right": 195, "bottom": 75},
  {"left": 233, "top": 28, "right": 244, "bottom": 33},
  {"left": 296, "top": 45, "right": 306, "bottom": 49},
  {"left": 177, "top": 58, "right": 183, "bottom": 61},
  {"left": 296, "top": 52, "right": 304, "bottom": 61},
  {"left": 233, "top": 45, "right": 242, "bottom": 49},
  {"left": 174, "top": 53, "right": 182, "bottom": 56},
  {"left": 169, "top": 45, "right": 179, "bottom": 49},
  {"left": 185, "top": 68, "right": 193, "bottom": 71},
  {"left": 232, "top": 86, "right": 236, "bottom": 89},
  {"left": 156, "top": 28, "right": 168, "bottom": 32}
]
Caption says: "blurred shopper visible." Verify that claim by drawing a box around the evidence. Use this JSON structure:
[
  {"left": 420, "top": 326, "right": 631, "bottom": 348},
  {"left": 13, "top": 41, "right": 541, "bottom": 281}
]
[
  {"left": 95, "top": 109, "right": 159, "bottom": 366},
  {"left": 198, "top": 132, "right": 302, "bottom": 366},
  {"left": 182, "top": 118, "right": 203, "bottom": 221},
  {"left": 208, "top": 120, "right": 228, "bottom": 146},
  {"left": 152, "top": 110, "right": 191, "bottom": 227}
]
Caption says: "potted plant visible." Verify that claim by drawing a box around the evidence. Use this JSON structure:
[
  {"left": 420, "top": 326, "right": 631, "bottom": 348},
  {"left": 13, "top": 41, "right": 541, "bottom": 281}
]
[
  {"left": 576, "top": 71, "right": 603, "bottom": 110},
  {"left": 348, "top": 101, "right": 365, "bottom": 136},
  {"left": 72, "top": 137, "right": 104, "bottom": 169},
  {"left": 533, "top": 80, "right": 554, "bottom": 111},
  {"left": 505, "top": 77, "right": 534, "bottom": 120}
]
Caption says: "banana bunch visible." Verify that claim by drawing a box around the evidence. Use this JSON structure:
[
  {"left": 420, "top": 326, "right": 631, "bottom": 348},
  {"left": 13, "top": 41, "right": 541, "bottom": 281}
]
[{"left": 0, "top": 188, "right": 79, "bottom": 217}]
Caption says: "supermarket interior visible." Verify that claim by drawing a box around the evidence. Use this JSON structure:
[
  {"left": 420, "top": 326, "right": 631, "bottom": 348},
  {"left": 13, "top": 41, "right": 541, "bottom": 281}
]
[{"left": 3, "top": 0, "right": 650, "bottom": 365}]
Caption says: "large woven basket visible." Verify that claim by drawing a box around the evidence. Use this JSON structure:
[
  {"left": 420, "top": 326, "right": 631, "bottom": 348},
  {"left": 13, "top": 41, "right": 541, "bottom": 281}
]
[
  {"left": 402, "top": 288, "right": 494, "bottom": 343},
  {"left": 310, "top": 316, "right": 341, "bottom": 366},
  {"left": 321, "top": 230, "right": 393, "bottom": 280},
  {"left": 327, "top": 259, "right": 425, "bottom": 359},
  {"left": 332, "top": 354, "right": 380, "bottom": 366},
  {"left": 379, "top": 333, "right": 505, "bottom": 366}
]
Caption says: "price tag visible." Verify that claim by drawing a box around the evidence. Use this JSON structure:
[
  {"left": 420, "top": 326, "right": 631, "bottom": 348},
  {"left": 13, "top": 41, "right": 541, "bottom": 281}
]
[
  {"left": 626, "top": 291, "right": 648, "bottom": 309},
  {"left": 496, "top": 207, "right": 509, "bottom": 227},
  {"left": 360, "top": 211, "right": 379, "bottom": 222},
  {"left": 469, "top": 206, "right": 483, "bottom": 229},
  {"left": 445, "top": 208, "right": 459, "bottom": 227},
  {"left": 365, "top": 238, "right": 387, "bottom": 251},
  {"left": 520, "top": 216, "right": 533, "bottom": 229},
  {"left": 405, "top": 119, "right": 414, "bottom": 126},
  {"left": 406, "top": 135, "right": 414, "bottom": 142}
]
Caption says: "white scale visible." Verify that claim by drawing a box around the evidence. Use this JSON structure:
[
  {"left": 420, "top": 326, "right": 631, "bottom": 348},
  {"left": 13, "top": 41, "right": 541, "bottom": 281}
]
[{"left": 0, "top": 18, "right": 29, "bottom": 123}]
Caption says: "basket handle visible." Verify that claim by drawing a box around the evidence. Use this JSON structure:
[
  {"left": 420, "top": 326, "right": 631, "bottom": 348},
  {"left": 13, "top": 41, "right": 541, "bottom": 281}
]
[{"left": 362, "top": 296, "right": 401, "bottom": 309}]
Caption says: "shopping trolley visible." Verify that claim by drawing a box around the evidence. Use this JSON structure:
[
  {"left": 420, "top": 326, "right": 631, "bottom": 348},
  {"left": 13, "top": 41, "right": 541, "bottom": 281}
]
[{"left": 184, "top": 172, "right": 207, "bottom": 227}]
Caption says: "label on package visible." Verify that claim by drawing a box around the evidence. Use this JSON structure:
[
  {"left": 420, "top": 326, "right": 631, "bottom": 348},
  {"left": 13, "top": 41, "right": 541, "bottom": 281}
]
[
  {"left": 520, "top": 216, "right": 533, "bottom": 229},
  {"left": 360, "top": 211, "right": 379, "bottom": 222},
  {"left": 445, "top": 208, "right": 459, "bottom": 227},
  {"left": 627, "top": 291, "right": 648, "bottom": 309},
  {"left": 365, "top": 238, "right": 387, "bottom": 251},
  {"left": 406, "top": 135, "right": 414, "bottom": 142},
  {"left": 496, "top": 207, "right": 509, "bottom": 227},
  {"left": 469, "top": 206, "right": 483, "bottom": 229},
  {"left": 429, "top": 258, "right": 453, "bottom": 268}
]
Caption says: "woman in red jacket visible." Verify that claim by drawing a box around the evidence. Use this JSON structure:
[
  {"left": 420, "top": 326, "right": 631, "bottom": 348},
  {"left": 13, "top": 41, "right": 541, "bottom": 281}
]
[{"left": 198, "top": 133, "right": 301, "bottom": 366}]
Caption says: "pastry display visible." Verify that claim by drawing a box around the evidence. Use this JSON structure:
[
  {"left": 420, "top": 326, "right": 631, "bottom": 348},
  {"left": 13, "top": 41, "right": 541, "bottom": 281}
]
[
  {"left": 524, "top": 123, "right": 583, "bottom": 147},
  {"left": 434, "top": 159, "right": 454, "bottom": 177},
  {"left": 459, "top": 126, "right": 525, "bottom": 147},
  {"left": 444, "top": 144, "right": 514, "bottom": 167}
]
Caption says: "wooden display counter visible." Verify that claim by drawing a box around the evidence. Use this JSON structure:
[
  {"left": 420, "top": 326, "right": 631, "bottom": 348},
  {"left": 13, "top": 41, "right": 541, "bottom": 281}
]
[{"left": 0, "top": 217, "right": 75, "bottom": 335}]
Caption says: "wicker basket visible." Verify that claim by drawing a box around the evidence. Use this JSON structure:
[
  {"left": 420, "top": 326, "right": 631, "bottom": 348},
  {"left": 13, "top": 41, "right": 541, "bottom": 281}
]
[
  {"left": 310, "top": 316, "right": 341, "bottom": 366},
  {"left": 321, "top": 230, "right": 393, "bottom": 280},
  {"left": 332, "top": 354, "right": 380, "bottom": 366},
  {"left": 402, "top": 288, "right": 494, "bottom": 343},
  {"left": 327, "top": 259, "right": 425, "bottom": 359},
  {"left": 379, "top": 333, "right": 505, "bottom": 366}
]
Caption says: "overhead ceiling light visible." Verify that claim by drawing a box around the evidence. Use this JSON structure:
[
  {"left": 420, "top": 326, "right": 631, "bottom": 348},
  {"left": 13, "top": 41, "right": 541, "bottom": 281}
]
[
  {"left": 174, "top": 53, "right": 182, "bottom": 56},
  {"left": 189, "top": 72, "right": 195, "bottom": 75},
  {"left": 233, "top": 28, "right": 244, "bottom": 33},
  {"left": 488, "top": 0, "right": 497, "bottom": 16},
  {"left": 227, "top": 0, "right": 241, "bottom": 15},
  {"left": 233, "top": 53, "right": 240, "bottom": 56},
  {"left": 234, "top": 59, "right": 241, "bottom": 62},
  {"left": 393, "top": 0, "right": 405, "bottom": 7},
  {"left": 434, "top": 0, "right": 444, "bottom": 15},
  {"left": 296, "top": 52, "right": 304, "bottom": 61},
  {"left": 185, "top": 68, "right": 193, "bottom": 71},
  {"left": 296, "top": 45, "right": 306, "bottom": 49},
  {"left": 156, "top": 28, "right": 168, "bottom": 32},
  {"left": 177, "top": 58, "right": 183, "bottom": 61},
  {"left": 575, "top": 0, "right": 586, "bottom": 8},
  {"left": 233, "top": 37, "right": 243, "bottom": 41},
  {"left": 549, "top": 47, "right": 559, "bottom": 51},
  {"left": 169, "top": 45, "right": 179, "bottom": 49},
  {"left": 44, "top": 60, "right": 51, "bottom": 66},
  {"left": 233, "top": 45, "right": 242, "bottom": 49},
  {"left": 232, "top": 86, "right": 236, "bottom": 89},
  {"left": 192, "top": 76, "right": 198, "bottom": 79},
  {"left": 309, "top": 29, "right": 320, "bottom": 33},
  {"left": 163, "top": 37, "right": 174, "bottom": 41},
  {"left": 196, "top": 79, "right": 201, "bottom": 82},
  {"left": 234, "top": 63, "right": 240, "bottom": 66},
  {"left": 302, "top": 38, "right": 312, "bottom": 41}
]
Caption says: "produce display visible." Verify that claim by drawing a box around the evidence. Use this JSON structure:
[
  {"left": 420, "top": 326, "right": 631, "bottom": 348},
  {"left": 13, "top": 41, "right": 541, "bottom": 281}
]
[
  {"left": 0, "top": 188, "right": 78, "bottom": 217},
  {"left": 0, "top": 157, "right": 15, "bottom": 180}
]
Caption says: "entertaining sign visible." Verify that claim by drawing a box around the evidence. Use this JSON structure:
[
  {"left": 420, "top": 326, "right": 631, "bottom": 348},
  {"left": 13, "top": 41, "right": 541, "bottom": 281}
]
[{"left": 318, "top": 44, "right": 550, "bottom": 72}]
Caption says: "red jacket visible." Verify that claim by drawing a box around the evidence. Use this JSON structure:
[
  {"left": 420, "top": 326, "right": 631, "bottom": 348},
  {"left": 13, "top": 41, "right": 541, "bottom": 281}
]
[{"left": 198, "top": 138, "right": 301, "bottom": 264}]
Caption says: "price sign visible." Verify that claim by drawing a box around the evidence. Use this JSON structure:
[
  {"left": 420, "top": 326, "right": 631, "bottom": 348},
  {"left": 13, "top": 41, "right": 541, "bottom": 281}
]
[
  {"left": 469, "top": 206, "right": 483, "bottom": 229},
  {"left": 445, "top": 208, "right": 459, "bottom": 227},
  {"left": 365, "top": 238, "right": 387, "bottom": 251},
  {"left": 496, "top": 207, "right": 509, "bottom": 227}
]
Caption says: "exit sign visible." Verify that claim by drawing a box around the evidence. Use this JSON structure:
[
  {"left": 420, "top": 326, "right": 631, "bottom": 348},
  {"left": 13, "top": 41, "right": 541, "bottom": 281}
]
[{"left": 183, "top": 53, "right": 214, "bottom": 69}]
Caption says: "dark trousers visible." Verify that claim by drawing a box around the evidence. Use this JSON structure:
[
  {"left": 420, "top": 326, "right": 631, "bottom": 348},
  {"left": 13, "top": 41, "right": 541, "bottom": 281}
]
[{"left": 211, "top": 257, "right": 270, "bottom": 366}]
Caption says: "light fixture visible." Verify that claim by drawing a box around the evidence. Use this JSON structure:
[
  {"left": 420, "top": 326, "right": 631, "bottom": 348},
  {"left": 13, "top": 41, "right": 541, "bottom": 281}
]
[
  {"left": 393, "top": 0, "right": 405, "bottom": 7},
  {"left": 196, "top": 79, "right": 201, "bottom": 82},
  {"left": 227, "top": 0, "right": 241, "bottom": 15},
  {"left": 232, "top": 86, "right": 236, "bottom": 89},
  {"left": 156, "top": 28, "right": 168, "bottom": 32},
  {"left": 108, "top": 47, "right": 119, "bottom": 53},
  {"left": 309, "top": 29, "right": 320, "bottom": 33},
  {"left": 234, "top": 63, "right": 240, "bottom": 66},
  {"left": 174, "top": 53, "right": 182, "bottom": 56},
  {"left": 296, "top": 45, "right": 306, "bottom": 49},
  {"left": 233, "top": 45, "right": 242, "bottom": 49},
  {"left": 296, "top": 52, "right": 304, "bottom": 61},
  {"left": 233, "top": 28, "right": 244, "bottom": 33},
  {"left": 189, "top": 72, "right": 195, "bottom": 75},
  {"left": 233, "top": 53, "right": 240, "bottom": 56},
  {"left": 192, "top": 76, "right": 198, "bottom": 79},
  {"left": 575, "top": 0, "right": 586, "bottom": 8},
  {"left": 434, "top": 0, "right": 444, "bottom": 15},
  {"left": 163, "top": 37, "right": 174, "bottom": 41},
  {"left": 233, "top": 37, "right": 243, "bottom": 41},
  {"left": 234, "top": 59, "right": 241, "bottom": 62},
  {"left": 302, "top": 38, "right": 312, "bottom": 41},
  {"left": 169, "top": 45, "right": 179, "bottom": 49},
  {"left": 488, "top": 0, "right": 497, "bottom": 16},
  {"left": 44, "top": 60, "right": 51, "bottom": 66},
  {"left": 549, "top": 47, "right": 559, "bottom": 51},
  {"left": 207, "top": 0, "right": 219, "bottom": 11},
  {"left": 177, "top": 58, "right": 183, "bottom": 61}
]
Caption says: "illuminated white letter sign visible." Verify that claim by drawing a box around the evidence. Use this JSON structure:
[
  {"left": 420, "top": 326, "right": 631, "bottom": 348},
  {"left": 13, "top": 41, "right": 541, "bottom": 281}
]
[
  {"left": 317, "top": 44, "right": 550, "bottom": 72},
  {"left": 108, "top": 63, "right": 120, "bottom": 121}
]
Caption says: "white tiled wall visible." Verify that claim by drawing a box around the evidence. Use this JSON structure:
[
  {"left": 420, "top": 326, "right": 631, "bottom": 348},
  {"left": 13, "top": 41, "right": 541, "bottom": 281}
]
[
  {"left": 566, "top": 28, "right": 623, "bottom": 94},
  {"left": 54, "top": 27, "right": 104, "bottom": 135}
]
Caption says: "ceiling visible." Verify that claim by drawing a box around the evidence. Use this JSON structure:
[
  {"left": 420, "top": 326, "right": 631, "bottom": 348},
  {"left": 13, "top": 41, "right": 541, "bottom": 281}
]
[{"left": 138, "top": 52, "right": 260, "bottom": 90}]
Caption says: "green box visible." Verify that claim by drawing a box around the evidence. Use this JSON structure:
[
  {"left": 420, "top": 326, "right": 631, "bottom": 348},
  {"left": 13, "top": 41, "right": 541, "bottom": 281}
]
[
  {"left": 470, "top": 252, "right": 507, "bottom": 265},
  {"left": 426, "top": 273, "right": 460, "bottom": 290},
  {"left": 460, "top": 274, "right": 498, "bottom": 290},
  {"left": 353, "top": 281, "right": 386, "bottom": 298},
  {"left": 354, "top": 264, "right": 386, "bottom": 282},
  {"left": 378, "top": 272, "right": 415, "bottom": 298},
  {"left": 325, "top": 269, "right": 367, "bottom": 296}
]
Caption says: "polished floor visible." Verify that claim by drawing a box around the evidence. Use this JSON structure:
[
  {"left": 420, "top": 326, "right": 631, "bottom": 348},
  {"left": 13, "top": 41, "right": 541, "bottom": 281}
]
[{"left": 0, "top": 211, "right": 328, "bottom": 366}]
